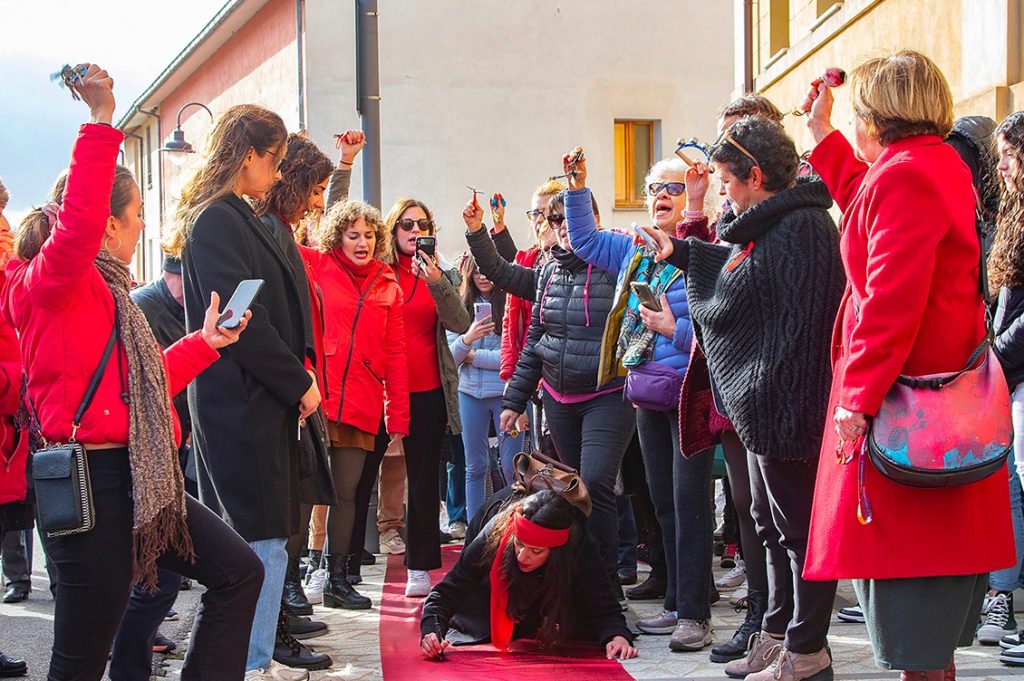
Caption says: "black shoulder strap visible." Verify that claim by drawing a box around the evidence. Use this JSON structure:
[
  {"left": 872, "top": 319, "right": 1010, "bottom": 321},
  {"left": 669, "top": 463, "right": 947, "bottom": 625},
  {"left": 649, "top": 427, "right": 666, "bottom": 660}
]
[{"left": 72, "top": 318, "right": 119, "bottom": 438}]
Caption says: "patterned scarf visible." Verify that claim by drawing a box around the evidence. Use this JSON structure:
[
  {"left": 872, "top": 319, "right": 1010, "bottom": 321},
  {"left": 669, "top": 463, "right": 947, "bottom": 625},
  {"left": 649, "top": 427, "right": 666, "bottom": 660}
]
[
  {"left": 616, "top": 250, "right": 679, "bottom": 367},
  {"left": 94, "top": 250, "right": 194, "bottom": 589}
]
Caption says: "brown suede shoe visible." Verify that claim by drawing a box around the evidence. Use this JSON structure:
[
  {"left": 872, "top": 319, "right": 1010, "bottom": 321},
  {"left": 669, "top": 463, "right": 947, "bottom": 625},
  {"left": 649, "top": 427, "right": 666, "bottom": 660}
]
[
  {"left": 725, "top": 631, "right": 783, "bottom": 679},
  {"left": 746, "top": 647, "right": 832, "bottom": 681}
]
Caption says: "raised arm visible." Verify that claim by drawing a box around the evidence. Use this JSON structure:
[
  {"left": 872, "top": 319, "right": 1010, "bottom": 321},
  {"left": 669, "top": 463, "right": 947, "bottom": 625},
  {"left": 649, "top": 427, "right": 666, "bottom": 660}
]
[
  {"left": 804, "top": 82, "right": 867, "bottom": 212},
  {"left": 565, "top": 187, "right": 631, "bottom": 273},
  {"left": 324, "top": 130, "right": 364, "bottom": 211}
]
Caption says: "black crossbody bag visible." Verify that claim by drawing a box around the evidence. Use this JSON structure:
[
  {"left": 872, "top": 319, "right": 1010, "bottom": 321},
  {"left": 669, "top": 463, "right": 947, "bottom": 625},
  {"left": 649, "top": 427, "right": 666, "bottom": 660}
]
[{"left": 29, "top": 323, "right": 118, "bottom": 538}]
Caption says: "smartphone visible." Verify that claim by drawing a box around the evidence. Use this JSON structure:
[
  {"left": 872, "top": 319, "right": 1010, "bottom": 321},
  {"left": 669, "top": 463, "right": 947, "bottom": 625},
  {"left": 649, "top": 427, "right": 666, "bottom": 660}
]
[
  {"left": 415, "top": 236, "right": 436, "bottom": 258},
  {"left": 217, "top": 279, "right": 264, "bottom": 329},
  {"left": 632, "top": 222, "right": 658, "bottom": 250},
  {"left": 630, "top": 281, "right": 662, "bottom": 312},
  {"left": 474, "top": 301, "right": 492, "bottom": 322}
]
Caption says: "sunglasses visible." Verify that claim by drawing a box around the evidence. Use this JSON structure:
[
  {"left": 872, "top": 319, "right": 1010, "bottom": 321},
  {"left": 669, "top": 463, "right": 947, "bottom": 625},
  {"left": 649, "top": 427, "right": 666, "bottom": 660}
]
[
  {"left": 646, "top": 182, "right": 686, "bottom": 197},
  {"left": 711, "top": 130, "right": 761, "bottom": 169},
  {"left": 526, "top": 209, "right": 545, "bottom": 220},
  {"left": 395, "top": 218, "right": 435, "bottom": 233},
  {"left": 545, "top": 213, "right": 565, "bottom": 227},
  {"left": 260, "top": 147, "right": 286, "bottom": 172}
]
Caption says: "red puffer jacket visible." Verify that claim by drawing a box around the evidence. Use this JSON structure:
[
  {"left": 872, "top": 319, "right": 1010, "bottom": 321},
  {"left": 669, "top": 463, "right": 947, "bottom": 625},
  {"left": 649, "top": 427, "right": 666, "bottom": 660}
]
[
  {"left": 1, "top": 124, "right": 218, "bottom": 450},
  {"left": 300, "top": 248, "right": 409, "bottom": 437},
  {"left": 499, "top": 246, "right": 541, "bottom": 381},
  {"left": 0, "top": 290, "right": 25, "bottom": 506}
]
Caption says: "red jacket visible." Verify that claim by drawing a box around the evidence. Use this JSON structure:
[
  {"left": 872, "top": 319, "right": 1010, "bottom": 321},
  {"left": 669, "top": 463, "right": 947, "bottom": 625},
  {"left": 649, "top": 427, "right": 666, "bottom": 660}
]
[
  {"left": 1, "top": 124, "right": 218, "bottom": 450},
  {"left": 804, "top": 131, "right": 1014, "bottom": 580},
  {"left": 300, "top": 248, "right": 409, "bottom": 437},
  {"left": 0, "top": 290, "right": 26, "bottom": 506},
  {"left": 499, "top": 246, "right": 541, "bottom": 381}
]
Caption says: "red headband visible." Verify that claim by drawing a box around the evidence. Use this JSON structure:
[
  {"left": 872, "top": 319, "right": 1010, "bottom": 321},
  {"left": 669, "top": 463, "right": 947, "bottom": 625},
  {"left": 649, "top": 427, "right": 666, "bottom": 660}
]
[{"left": 513, "top": 513, "right": 570, "bottom": 548}]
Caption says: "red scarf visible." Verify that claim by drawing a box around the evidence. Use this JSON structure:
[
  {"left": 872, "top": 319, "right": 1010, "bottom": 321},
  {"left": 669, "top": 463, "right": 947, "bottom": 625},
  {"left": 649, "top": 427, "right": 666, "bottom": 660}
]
[
  {"left": 331, "top": 250, "right": 380, "bottom": 291},
  {"left": 489, "top": 511, "right": 571, "bottom": 651}
]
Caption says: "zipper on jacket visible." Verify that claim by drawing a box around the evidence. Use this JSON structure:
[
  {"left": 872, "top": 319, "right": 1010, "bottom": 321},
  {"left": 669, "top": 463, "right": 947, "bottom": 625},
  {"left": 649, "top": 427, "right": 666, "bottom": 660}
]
[
  {"left": 558, "top": 268, "right": 571, "bottom": 395},
  {"left": 313, "top": 282, "right": 330, "bottom": 402},
  {"left": 335, "top": 266, "right": 385, "bottom": 424},
  {"left": 363, "top": 359, "right": 384, "bottom": 384}
]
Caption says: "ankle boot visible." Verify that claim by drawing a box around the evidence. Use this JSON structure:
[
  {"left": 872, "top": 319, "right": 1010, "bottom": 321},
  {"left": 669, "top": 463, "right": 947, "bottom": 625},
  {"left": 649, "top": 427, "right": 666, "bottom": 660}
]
[
  {"left": 274, "top": 610, "right": 332, "bottom": 670},
  {"left": 304, "top": 550, "right": 323, "bottom": 583},
  {"left": 282, "top": 553, "right": 313, "bottom": 616},
  {"left": 323, "top": 554, "right": 371, "bottom": 610},
  {"left": 710, "top": 591, "right": 767, "bottom": 663}
]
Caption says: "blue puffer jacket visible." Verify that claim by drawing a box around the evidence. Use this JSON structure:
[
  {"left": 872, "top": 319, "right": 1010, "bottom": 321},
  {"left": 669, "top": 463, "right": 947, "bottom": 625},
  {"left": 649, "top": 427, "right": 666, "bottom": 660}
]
[
  {"left": 565, "top": 188, "right": 693, "bottom": 376},
  {"left": 447, "top": 297, "right": 506, "bottom": 399}
]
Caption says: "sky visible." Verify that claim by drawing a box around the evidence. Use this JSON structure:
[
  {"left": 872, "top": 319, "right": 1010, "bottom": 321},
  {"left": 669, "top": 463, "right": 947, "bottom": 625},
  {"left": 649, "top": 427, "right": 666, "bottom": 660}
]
[{"left": 0, "top": 0, "right": 228, "bottom": 225}]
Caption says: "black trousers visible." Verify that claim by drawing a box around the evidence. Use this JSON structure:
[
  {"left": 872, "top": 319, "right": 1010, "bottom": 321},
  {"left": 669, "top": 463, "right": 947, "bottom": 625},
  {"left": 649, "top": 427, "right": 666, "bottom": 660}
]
[
  {"left": 722, "top": 430, "right": 768, "bottom": 611},
  {"left": 404, "top": 388, "right": 447, "bottom": 571},
  {"left": 109, "top": 568, "right": 181, "bottom": 681},
  {"left": 347, "top": 421, "right": 388, "bottom": 566},
  {"left": 747, "top": 451, "right": 836, "bottom": 653},
  {"left": 43, "top": 450, "right": 264, "bottom": 681}
]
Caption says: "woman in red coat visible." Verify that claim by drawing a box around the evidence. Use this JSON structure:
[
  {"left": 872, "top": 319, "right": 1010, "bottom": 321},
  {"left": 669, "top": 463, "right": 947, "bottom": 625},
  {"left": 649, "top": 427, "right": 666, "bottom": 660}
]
[
  {"left": 802, "top": 51, "right": 1015, "bottom": 679},
  {"left": 2, "top": 66, "right": 263, "bottom": 681},
  {"left": 300, "top": 199, "right": 409, "bottom": 609}
]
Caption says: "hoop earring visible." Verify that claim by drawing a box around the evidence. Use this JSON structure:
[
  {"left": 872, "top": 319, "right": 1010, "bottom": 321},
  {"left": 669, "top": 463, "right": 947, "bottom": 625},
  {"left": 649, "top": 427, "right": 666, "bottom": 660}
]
[{"left": 104, "top": 235, "right": 123, "bottom": 253}]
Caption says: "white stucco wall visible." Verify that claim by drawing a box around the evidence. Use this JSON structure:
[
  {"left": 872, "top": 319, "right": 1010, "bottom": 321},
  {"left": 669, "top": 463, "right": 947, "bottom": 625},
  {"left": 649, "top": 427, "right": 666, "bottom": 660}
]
[{"left": 305, "top": 0, "right": 735, "bottom": 258}]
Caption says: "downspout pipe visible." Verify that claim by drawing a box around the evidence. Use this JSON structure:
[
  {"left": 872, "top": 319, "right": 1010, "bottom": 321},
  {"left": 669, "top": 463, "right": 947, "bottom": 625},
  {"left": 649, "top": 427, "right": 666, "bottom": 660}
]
[
  {"left": 743, "top": 0, "right": 754, "bottom": 93},
  {"left": 296, "top": 0, "right": 306, "bottom": 131},
  {"left": 355, "top": 0, "right": 382, "bottom": 208}
]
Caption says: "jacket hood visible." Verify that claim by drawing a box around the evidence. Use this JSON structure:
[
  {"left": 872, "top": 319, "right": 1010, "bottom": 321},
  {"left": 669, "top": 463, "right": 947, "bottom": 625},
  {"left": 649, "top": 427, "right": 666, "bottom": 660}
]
[{"left": 718, "top": 179, "right": 834, "bottom": 245}]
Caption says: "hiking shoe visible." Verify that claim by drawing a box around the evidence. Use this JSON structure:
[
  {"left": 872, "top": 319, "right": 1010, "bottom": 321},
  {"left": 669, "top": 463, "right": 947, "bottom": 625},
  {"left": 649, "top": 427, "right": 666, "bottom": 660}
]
[
  {"left": 725, "top": 631, "right": 783, "bottom": 679},
  {"left": 303, "top": 568, "right": 326, "bottom": 605},
  {"left": 979, "top": 592, "right": 1017, "bottom": 644},
  {"left": 716, "top": 562, "right": 746, "bottom": 590},
  {"left": 405, "top": 570, "right": 432, "bottom": 598},
  {"left": 244, "top": 661, "right": 311, "bottom": 681},
  {"left": 721, "top": 544, "right": 738, "bottom": 569},
  {"left": 380, "top": 529, "right": 406, "bottom": 555},
  {"left": 669, "top": 619, "right": 714, "bottom": 651},
  {"left": 729, "top": 580, "right": 749, "bottom": 608},
  {"left": 1001, "top": 632, "right": 1023, "bottom": 650},
  {"left": 448, "top": 521, "right": 467, "bottom": 540},
  {"left": 637, "top": 609, "right": 678, "bottom": 635},
  {"left": 837, "top": 605, "right": 865, "bottom": 623},
  {"left": 746, "top": 646, "right": 832, "bottom": 681},
  {"left": 1000, "top": 642, "right": 1024, "bottom": 666}
]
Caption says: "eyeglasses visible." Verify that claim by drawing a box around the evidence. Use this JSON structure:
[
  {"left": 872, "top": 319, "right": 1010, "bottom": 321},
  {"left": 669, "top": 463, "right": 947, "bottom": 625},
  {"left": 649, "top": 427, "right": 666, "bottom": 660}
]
[
  {"left": 260, "top": 147, "right": 286, "bottom": 172},
  {"left": 646, "top": 182, "right": 686, "bottom": 197},
  {"left": 711, "top": 131, "right": 760, "bottom": 169},
  {"left": 545, "top": 213, "right": 565, "bottom": 227},
  {"left": 526, "top": 209, "right": 545, "bottom": 220},
  {"left": 395, "top": 218, "right": 435, "bottom": 233}
]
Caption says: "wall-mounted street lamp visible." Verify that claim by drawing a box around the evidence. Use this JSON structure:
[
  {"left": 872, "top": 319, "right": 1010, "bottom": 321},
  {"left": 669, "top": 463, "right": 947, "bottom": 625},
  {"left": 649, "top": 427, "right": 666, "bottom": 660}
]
[{"left": 159, "top": 102, "right": 214, "bottom": 162}]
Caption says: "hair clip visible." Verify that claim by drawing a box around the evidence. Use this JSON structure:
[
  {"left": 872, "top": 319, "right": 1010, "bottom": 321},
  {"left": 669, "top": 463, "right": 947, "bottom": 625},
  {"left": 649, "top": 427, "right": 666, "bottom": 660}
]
[{"left": 50, "top": 64, "right": 88, "bottom": 101}]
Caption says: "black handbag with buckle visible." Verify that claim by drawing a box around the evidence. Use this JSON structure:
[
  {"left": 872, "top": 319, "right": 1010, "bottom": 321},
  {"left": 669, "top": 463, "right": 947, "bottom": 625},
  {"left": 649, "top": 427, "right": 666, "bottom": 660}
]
[{"left": 30, "top": 322, "right": 118, "bottom": 538}]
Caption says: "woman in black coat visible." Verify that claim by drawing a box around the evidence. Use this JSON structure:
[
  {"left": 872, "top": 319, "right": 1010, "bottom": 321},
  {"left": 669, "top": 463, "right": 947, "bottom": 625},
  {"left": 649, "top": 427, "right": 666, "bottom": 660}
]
[
  {"left": 167, "top": 104, "right": 325, "bottom": 673},
  {"left": 420, "top": 491, "right": 636, "bottom": 660}
]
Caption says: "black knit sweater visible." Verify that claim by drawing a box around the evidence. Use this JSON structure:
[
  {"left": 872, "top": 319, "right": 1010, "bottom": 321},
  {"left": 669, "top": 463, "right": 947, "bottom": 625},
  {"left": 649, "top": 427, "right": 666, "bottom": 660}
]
[{"left": 666, "top": 180, "right": 845, "bottom": 460}]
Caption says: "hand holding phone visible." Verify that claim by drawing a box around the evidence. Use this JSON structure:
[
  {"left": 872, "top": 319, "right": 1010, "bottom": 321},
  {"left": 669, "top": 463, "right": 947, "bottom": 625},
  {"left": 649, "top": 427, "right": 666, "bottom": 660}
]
[
  {"left": 630, "top": 281, "right": 662, "bottom": 312},
  {"left": 633, "top": 222, "right": 658, "bottom": 250},
  {"left": 218, "top": 279, "right": 264, "bottom": 329},
  {"left": 474, "top": 301, "right": 492, "bottom": 322}
]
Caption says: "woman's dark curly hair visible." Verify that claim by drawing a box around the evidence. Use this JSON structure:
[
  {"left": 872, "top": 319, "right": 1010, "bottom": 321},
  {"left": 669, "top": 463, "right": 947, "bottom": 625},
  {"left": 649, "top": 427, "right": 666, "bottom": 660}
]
[
  {"left": 710, "top": 116, "right": 798, "bottom": 192},
  {"left": 988, "top": 111, "right": 1024, "bottom": 291},
  {"left": 484, "top": 491, "right": 580, "bottom": 648},
  {"left": 256, "top": 133, "right": 334, "bottom": 225}
]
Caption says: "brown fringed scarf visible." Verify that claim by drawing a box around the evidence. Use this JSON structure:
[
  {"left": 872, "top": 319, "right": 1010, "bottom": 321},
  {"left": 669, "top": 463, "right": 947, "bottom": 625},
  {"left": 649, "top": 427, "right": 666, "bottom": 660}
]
[{"left": 94, "top": 250, "right": 195, "bottom": 589}]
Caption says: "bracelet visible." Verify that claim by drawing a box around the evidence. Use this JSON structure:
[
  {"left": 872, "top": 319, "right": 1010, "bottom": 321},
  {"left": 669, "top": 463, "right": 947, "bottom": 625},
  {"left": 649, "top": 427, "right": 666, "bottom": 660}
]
[{"left": 339, "top": 160, "right": 354, "bottom": 167}]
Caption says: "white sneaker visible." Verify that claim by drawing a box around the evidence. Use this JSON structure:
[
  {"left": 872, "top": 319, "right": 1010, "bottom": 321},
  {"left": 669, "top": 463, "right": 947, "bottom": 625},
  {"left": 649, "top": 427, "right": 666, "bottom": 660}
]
[
  {"left": 380, "top": 528, "right": 406, "bottom": 555},
  {"left": 1001, "top": 632, "right": 1022, "bottom": 650},
  {"left": 728, "top": 579, "right": 749, "bottom": 607},
  {"left": 715, "top": 563, "right": 746, "bottom": 590},
  {"left": 837, "top": 605, "right": 865, "bottom": 623},
  {"left": 405, "top": 569, "right": 432, "bottom": 598},
  {"left": 243, "top": 661, "right": 310, "bottom": 681},
  {"left": 448, "top": 520, "right": 467, "bottom": 540},
  {"left": 303, "top": 568, "right": 327, "bottom": 605}
]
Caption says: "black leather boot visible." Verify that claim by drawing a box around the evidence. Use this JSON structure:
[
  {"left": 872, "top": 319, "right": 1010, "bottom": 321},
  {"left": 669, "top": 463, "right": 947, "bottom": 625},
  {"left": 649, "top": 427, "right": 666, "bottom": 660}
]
[
  {"left": 625, "top": 574, "right": 667, "bottom": 600},
  {"left": 323, "top": 554, "right": 371, "bottom": 610},
  {"left": 0, "top": 650, "right": 27, "bottom": 677},
  {"left": 286, "top": 612, "right": 328, "bottom": 640},
  {"left": 274, "top": 611, "right": 332, "bottom": 670},
  {"left": 282, "top": 555, "right": 313, "bottom": 616},
  {"left": 709, "top": 591, "right": 767, "bottom": 663},
  {"left": 304, "top": 549, "right": 322, "bottom": 582}
]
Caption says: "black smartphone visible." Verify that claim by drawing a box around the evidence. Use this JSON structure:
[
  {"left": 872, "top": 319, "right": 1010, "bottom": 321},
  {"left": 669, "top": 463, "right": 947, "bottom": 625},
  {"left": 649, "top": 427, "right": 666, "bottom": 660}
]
[
  {"left": 630, "top": 281, "right": 662, "bottom": 312},
  {"left": 415, "top": 236, "right": 436, "bottom": 258},
  {"left": 217, "top": 279, "right": 264, "bottom": 329}
]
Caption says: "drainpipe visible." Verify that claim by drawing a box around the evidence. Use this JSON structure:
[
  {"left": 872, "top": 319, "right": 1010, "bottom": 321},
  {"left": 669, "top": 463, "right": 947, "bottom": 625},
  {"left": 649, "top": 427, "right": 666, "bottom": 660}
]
[
  {"left": 743, "top": 0, "right": 754, "bottom": 93},
  {"left": 296, "top": 0, "right": 306, "bottom": 131},
  {"left": 355, "top": 0, "right": 382, "bottom": 208}
]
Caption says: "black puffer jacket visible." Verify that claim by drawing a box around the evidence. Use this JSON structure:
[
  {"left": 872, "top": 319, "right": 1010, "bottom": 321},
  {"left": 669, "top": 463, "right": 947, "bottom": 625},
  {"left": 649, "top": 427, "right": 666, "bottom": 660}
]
[
  {"left": 465, "top": 230, "right": 620, "bottom": 413},
  {"left": 993, "top": 285, "right": 1024, "bottom": 390}
]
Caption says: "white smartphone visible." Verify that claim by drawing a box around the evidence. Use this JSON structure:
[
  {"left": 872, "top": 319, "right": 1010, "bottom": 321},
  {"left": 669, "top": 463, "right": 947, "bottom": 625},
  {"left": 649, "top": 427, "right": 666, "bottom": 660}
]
[
  {"left": 633, "top": 222, "right": 658, "bottom": 249},
  {"left": 474, "top": 301, "right": 492, "bottom": 322},
  {"left": 217, "top": 279, "right": 264, "bottom": 329}
]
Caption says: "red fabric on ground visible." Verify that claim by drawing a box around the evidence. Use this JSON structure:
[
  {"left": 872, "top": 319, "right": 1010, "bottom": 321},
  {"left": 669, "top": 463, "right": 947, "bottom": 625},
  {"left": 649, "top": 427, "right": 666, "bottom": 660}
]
[{"left": 379, "top": 544, "right": 634, "bottom": 680}]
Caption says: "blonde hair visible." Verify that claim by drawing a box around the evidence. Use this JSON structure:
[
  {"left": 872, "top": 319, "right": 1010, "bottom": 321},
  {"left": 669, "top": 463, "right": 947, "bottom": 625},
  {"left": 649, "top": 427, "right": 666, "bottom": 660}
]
[
  {"left": 849, "top": 50, "right": 954, "bottom": 146},
  {"left": 316, "top": 200, "right": 390, "bottom": 258},
  {"left": 382, "top": 197, "right": 434, "bottom": 264},
  {"left": 533, "top": 179, "right": 565, "bottom": 199},
  {"left": 165, "top": 104, "right": 287, "bottom": 257}
]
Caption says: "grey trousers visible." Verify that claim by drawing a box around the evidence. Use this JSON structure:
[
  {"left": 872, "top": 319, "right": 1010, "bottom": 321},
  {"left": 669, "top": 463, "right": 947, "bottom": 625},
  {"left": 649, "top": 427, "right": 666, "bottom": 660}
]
[{"left": 1, "top": 529, "right": 31, "bottom": 588}]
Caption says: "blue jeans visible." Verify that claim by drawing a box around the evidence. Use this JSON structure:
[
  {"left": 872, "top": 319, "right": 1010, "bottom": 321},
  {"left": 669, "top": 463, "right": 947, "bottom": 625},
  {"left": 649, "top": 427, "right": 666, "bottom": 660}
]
[
  {"left": 446, "top": 434, "right": 467, "bottom": 525},
  {"left": 991, "top": 458, "right": 1024, "bottom": 592},
  {"left": 246, "top": 537, "right": 288, "bottom": 671},
  {"left": 460, "top": 393, "right": 523, "bottom": 520}
]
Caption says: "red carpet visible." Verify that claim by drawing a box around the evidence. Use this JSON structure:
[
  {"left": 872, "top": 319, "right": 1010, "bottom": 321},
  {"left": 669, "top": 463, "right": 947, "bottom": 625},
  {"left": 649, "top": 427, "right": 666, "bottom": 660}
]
[{"left": 378, "top": 544, "right": 634, "bottom": 680}]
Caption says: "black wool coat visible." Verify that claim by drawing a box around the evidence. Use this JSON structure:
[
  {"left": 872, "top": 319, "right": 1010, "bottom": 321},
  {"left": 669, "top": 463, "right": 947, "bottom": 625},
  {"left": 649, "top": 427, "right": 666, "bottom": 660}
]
[
  {"left": 994, "top": 285, "right": 1024, "bottom": 391},
  {"left": 182, "top": 194, "right": 315, "bottom": 542}
]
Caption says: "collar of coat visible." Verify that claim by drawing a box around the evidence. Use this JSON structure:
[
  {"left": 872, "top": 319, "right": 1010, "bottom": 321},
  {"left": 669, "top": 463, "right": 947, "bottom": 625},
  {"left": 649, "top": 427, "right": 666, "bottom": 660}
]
[{"left": 717, "top": 178, "right": 834, "bottom": 245}]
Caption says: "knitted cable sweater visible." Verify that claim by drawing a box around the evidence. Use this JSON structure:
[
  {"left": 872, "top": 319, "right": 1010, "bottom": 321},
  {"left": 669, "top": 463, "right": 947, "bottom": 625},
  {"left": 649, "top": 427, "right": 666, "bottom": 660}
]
[{"left": 669, "top": 179, "right": 845, "bottom": 460}]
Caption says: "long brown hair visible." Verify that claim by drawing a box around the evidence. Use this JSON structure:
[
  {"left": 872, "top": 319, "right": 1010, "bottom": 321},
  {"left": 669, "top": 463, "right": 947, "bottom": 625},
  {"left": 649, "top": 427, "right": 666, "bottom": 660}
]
[
  {"left": 16, "top": 165, "right": 137, "bottom": 261},
  {"left": 458, "top": 252, "right": 504, "bottom": 335},
  {"left": 256, "top": 133, "right": 334, "bottom": 225},
  {"left": 165, "top": 104, "right": 287, "bottom": 257},
  {"left": 988, "top": 111, "right": 1024, "bottom": 291},
  {"left": 382, "top": 197, "right": 434, "bottom": 265}
]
